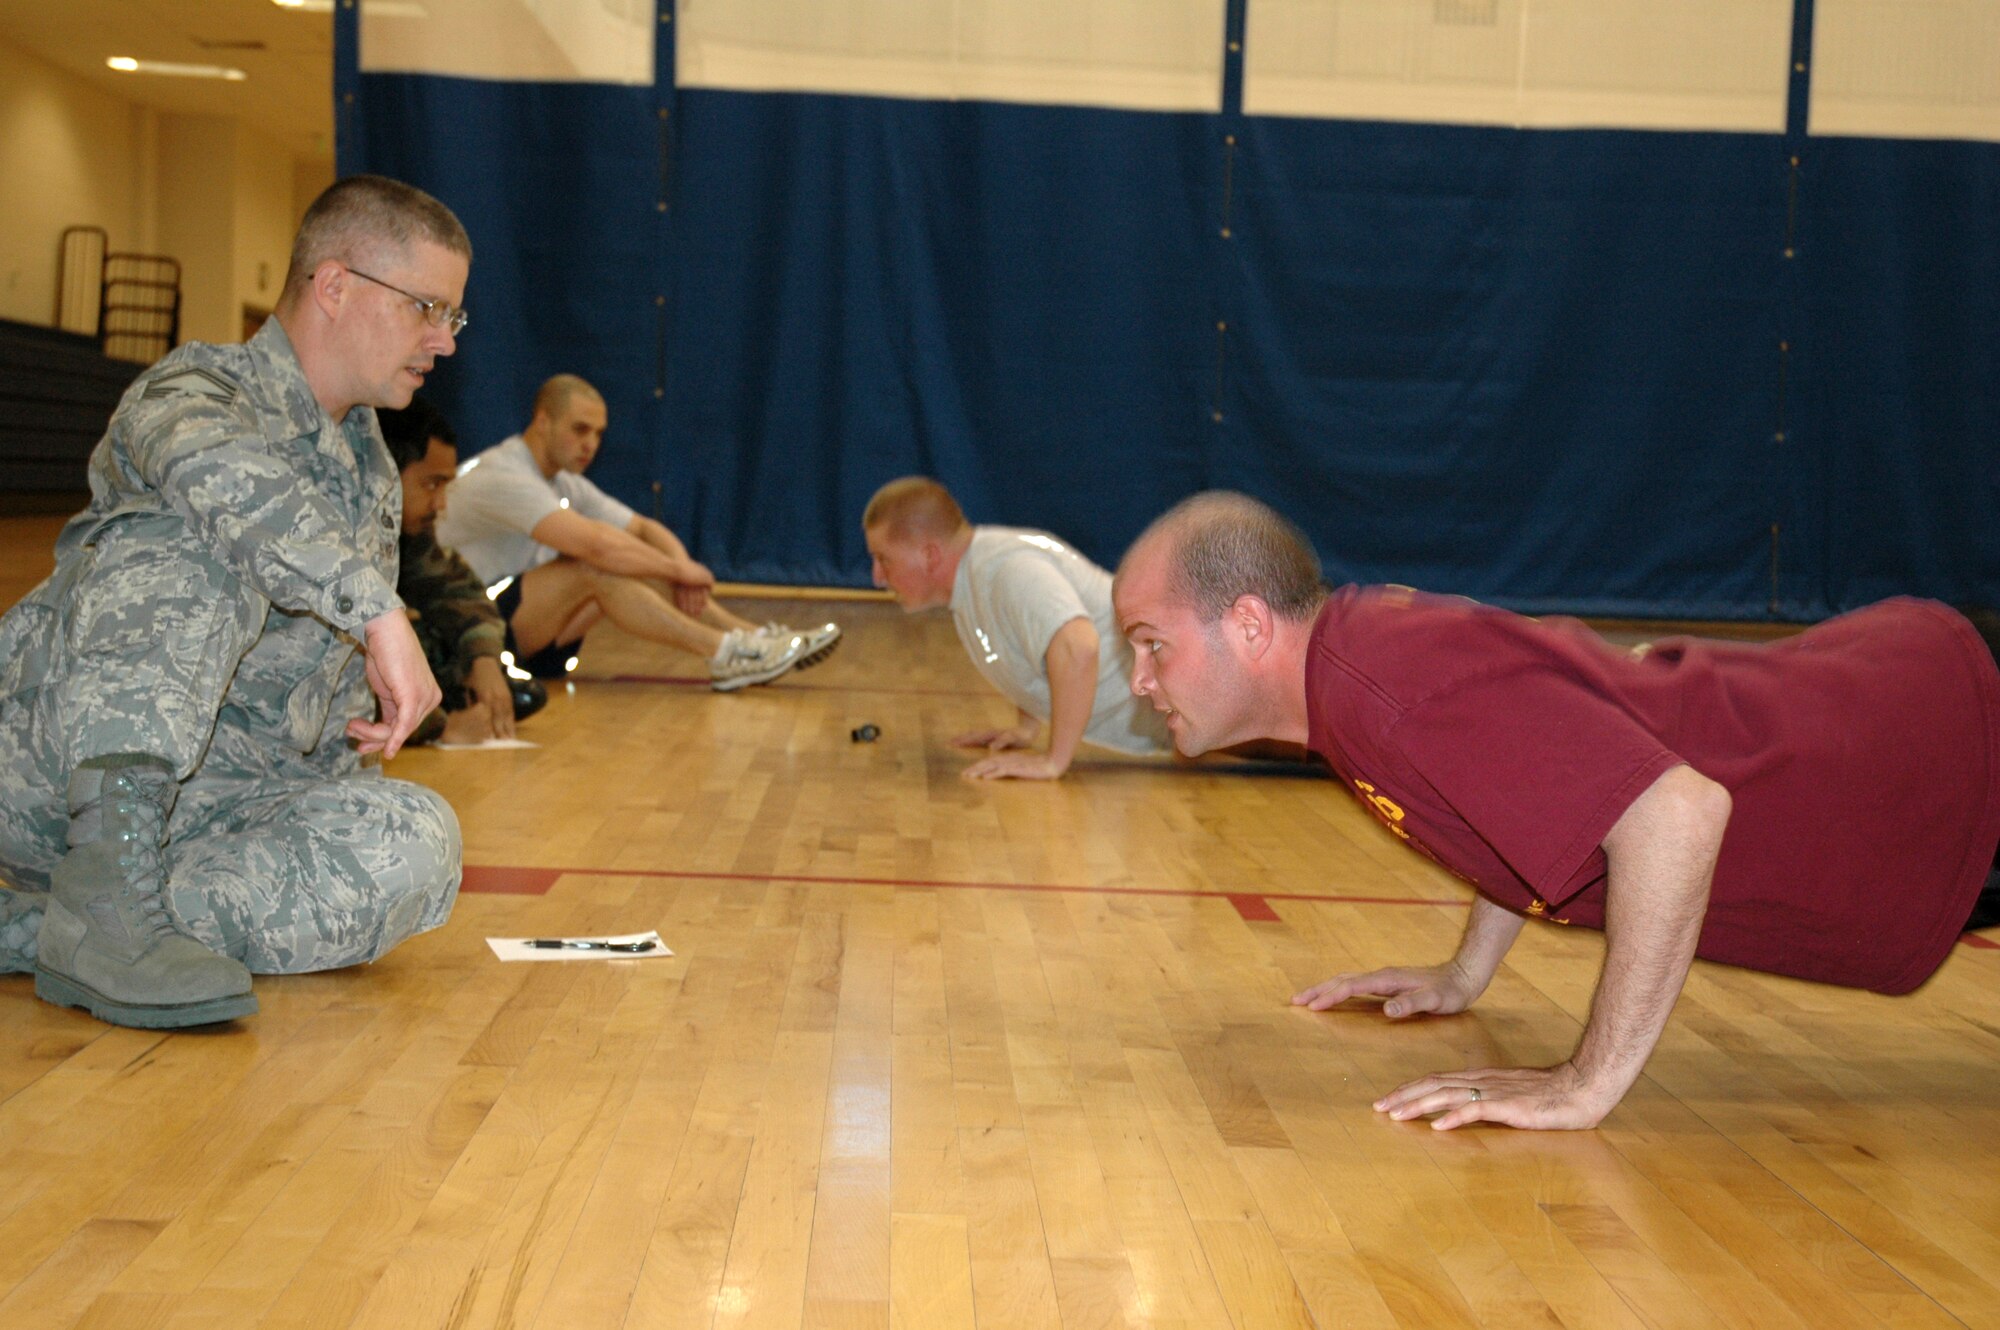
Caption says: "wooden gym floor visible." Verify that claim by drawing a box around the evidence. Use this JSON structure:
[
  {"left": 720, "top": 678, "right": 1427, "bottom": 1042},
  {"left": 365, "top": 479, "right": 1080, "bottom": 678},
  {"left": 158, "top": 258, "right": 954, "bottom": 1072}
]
[{"left": 1, "top": 512, "right": 1997, "bottom": 1330}]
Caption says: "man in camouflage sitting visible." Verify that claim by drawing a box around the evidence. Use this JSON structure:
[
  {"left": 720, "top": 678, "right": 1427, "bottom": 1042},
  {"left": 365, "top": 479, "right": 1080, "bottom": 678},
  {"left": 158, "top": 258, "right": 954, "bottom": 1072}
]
[
  {"left": 379, "top": 395, "right": 548, "bottom": 746},
  {"left": 0, "top": 175, "right": 467, "bottom": 1028}
]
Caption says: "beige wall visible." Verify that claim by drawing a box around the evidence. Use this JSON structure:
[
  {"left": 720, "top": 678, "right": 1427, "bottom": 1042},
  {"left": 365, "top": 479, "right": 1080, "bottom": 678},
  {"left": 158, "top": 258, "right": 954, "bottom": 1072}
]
[
  {"left": 0, "top": 39, "right": 145, "bottom": 328},
  {"left": 0, "top": 32, "right": 326, "bottom": 347},
  {"left": 234, "top": 125, "right": 299, "bottom": 332},
  {"left": 155, "top": 114, "right": 238, "bottom": 346},
  {"left": 294, "top": 159, "right": 337, "bottom": 233}
]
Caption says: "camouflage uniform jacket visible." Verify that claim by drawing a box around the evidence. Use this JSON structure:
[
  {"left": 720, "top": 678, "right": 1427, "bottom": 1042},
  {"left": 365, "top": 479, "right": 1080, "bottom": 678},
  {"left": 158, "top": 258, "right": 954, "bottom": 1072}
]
[
  {"left": 400, "top": 531, "right": 504, "bottom": 696},
  {"left": 0, "top": 316, "right": 404, "bottom": 777}
]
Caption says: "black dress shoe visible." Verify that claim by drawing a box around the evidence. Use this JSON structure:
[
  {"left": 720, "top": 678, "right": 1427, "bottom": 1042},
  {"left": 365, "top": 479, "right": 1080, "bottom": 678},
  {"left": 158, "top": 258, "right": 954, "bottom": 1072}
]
[
  {"left": 511, "top": 677, "right": 549, "bottom": 724},
  {"left": 1965, "top": 866, "right": 2000, "bottom": 932}
]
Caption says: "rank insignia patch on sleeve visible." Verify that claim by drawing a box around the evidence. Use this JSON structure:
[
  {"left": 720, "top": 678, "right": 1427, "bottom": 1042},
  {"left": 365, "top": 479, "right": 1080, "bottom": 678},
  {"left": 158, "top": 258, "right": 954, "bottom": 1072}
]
[{"left": 141, "top": 366, "right": 240, "bottom": 403}]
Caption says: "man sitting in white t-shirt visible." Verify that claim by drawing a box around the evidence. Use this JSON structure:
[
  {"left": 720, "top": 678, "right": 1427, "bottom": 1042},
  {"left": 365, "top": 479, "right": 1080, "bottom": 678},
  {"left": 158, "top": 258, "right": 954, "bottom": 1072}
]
[
  {"left": 861, "top": 476, "right": 1171, "bottom": 780},
  {"left": 436, "top": 375, "right": 838, "bottom": 690}
]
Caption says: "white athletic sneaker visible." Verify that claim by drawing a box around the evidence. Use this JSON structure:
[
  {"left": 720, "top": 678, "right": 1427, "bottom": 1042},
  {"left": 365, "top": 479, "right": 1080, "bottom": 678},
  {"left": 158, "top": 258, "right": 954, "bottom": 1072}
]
[
  {"left": 762, "top": 621, "right": 842, "bottom": 670},
  {"left": 710, "top": 627, "right": 808, "bottom": 692}
]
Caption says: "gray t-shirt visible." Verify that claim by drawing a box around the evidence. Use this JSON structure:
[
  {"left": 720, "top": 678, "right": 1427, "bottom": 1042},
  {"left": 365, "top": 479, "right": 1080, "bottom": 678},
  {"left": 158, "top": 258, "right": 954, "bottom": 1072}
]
[
  {"left": 434, "top": 435, "right": 637, "bottom": 585},
  {"left": 949, "top": 526, "right": 1171, "bottom": 756}
]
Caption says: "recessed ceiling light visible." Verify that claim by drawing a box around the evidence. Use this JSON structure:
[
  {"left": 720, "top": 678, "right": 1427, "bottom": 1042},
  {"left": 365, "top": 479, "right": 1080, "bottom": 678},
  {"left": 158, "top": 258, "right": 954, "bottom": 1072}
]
[{"left": 106, "top": 57, "right": 249, "bottom": 81}]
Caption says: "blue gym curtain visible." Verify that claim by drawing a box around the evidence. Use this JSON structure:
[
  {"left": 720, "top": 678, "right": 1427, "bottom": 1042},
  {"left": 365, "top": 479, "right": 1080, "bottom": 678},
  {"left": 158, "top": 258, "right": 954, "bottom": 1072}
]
[{"left": 339, "top": 2, "right": 1999, "bottom": 619}]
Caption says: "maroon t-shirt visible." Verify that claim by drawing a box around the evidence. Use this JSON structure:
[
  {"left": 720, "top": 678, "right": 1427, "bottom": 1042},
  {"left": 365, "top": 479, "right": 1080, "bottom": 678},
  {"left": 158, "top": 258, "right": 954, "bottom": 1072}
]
[{"left": 1304, "top": 587, "right": 2000, "bottom": 993}]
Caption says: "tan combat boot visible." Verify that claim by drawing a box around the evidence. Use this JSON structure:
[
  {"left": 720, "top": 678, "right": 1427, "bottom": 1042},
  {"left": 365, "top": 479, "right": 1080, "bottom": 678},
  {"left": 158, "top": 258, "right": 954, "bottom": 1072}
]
[{"left": 34, "top": 755, "right": 257, "bottom": 1028}]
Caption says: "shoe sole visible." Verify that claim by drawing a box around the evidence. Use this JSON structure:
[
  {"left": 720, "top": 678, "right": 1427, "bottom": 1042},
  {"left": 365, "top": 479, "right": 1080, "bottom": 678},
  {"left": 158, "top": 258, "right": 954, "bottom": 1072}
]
[
  {"left": 791, "top": 632, "right": 842, "bottom": 671},
  {"left": 711, "top": 654, "right": 805, "bottom": 692},
  {"left": 34, "top": 967, "right": 258, "bottom": 1029}
]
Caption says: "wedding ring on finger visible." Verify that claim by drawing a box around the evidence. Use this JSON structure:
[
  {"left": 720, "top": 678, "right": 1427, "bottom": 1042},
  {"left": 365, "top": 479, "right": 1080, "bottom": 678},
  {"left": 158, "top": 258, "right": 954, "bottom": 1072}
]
[{"left": 1468, "top": 1086, "right": 1483, "bottom": 1102}]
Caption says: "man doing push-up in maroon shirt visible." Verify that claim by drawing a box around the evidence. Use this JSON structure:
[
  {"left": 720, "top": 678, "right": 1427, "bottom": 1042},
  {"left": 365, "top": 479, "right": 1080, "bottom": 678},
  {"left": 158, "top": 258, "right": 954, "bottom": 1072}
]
[{"left": 1112, "top": 491, "right": 2000, "bottom": 1132}]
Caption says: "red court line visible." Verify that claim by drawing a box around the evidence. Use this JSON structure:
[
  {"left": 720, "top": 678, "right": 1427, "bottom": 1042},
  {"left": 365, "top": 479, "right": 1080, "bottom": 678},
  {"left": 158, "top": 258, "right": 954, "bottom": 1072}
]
[
  {"left": 586, "top": 674, "right": 991, "bottom": 697},
  {"left": 457, "top": 864, "right": 2000, "bottom": 946},
  {"left": 460, "top": 865, "right": 563, "bottom": 895},
  {"left": 1227, "top": 893, "right": 1283, "bottom": 922},
  {"left": 459, "top": 862, "right": 1464, "bottom": 922}
]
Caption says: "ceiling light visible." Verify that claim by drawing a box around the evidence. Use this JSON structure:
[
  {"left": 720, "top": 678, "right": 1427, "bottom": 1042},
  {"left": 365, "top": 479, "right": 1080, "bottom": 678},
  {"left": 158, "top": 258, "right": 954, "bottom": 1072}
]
[{"left": 106, "top": 57, "right": 249, "bottom": 81}]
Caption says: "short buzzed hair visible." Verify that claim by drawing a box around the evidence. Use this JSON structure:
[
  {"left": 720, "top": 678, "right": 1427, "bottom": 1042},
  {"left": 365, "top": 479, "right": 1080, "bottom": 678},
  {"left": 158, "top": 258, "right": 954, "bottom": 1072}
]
[
  {"left": 377, "top": 394, "right": 457, "bottom": 471},
  {"left": 281, "top": 175, "right": 471, "bottom": 304},
  {"left": 1132, "top": 491, "right": 1326, "bottom": 623},
  {"left": 862, "top": 476, "right": 969, "bottom": 543},
  {"left": 532, "top": 373, "right": 603, "bottom": 423}
]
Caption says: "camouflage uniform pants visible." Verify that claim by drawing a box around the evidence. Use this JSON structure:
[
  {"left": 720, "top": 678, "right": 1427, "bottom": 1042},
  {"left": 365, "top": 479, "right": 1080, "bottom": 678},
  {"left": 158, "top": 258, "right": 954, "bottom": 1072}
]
[{"left": 0, "top": 687, "right": 460, "bottom": 976}]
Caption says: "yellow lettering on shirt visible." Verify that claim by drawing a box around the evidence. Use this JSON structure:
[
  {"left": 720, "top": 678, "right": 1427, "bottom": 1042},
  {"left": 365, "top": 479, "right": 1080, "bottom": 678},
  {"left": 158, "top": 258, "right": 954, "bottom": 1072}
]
[
  {"left": 1524, "top": 894, "right": 1571, "bottom": 925},
  {"left": 1352, "top": 779, "right": 1410, "bottom": 840},
  {"left": 1352, "top": 773, "right": 1573, "bottom": 926}
]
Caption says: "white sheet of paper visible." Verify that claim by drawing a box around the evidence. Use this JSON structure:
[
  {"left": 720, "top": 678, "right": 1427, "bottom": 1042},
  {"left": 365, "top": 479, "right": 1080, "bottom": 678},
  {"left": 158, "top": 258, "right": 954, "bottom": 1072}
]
[
  {"left": 435, "top": 737, "right": 540, "bottom": 751},
  {"left": 486, "top": 930, "right": 672, "bottom": 962}
]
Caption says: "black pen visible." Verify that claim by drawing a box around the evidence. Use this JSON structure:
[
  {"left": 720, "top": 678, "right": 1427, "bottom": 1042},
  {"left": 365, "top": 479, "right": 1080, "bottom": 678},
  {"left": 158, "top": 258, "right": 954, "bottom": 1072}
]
[{"left": 524, "top": 938, "right": 657, "bottom": 953}]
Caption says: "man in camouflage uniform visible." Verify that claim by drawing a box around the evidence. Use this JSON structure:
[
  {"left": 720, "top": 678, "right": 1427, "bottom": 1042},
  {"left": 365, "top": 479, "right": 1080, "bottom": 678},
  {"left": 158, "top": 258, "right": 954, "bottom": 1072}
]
[
  {"left": 0, "top": 175, "right": 470, "bottom": 1029},
  {"left": 378, "top": 395, "right": 546, "bottom": 745}
]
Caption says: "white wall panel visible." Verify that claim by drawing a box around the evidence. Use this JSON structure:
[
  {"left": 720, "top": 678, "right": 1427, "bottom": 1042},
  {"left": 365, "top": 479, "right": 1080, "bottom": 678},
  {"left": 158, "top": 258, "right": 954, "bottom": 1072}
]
[
  {"left": 1245, "top": 0, "right": 1793, "bottom": 132},
  {"left": 676, "top": 0, "right": 1228, "bottom": 113},
  {"left": 1810, "top": 0, "right": 2000, "bottom": 143},
  {"left": 361, "top": 0, "right": 654, "bottom": 85}
]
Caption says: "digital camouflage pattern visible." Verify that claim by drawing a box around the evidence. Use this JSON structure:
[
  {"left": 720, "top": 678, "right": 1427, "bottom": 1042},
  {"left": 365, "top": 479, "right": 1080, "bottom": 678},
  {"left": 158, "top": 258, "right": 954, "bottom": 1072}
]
[
  {"left": 400, "top": 530, "right": 504, "bottom": 712},
  {"left": 0, "top": 317, "right": 460, "bottom": 973},
  {"left": 0, "top": 886, "right": 40, "bottom": 974}
]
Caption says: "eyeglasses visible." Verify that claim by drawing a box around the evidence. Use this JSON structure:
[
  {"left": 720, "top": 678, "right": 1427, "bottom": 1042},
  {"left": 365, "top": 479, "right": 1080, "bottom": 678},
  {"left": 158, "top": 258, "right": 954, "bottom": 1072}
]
[{"left": 347, "top": 266, "right": 469, "bottom": 335}]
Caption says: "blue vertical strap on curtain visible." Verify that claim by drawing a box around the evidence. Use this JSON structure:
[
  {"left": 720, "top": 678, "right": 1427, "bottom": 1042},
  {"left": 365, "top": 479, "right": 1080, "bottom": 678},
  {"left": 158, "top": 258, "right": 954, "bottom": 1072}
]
[
  {"left": 340, "top": 3, "right": 2000, "bottom": 618},
  {"left": 332, "top": 0, "right": 358, "bottom": 163},
  {"left": 1769, "top": 0, "right": 1816, "bottom": 616},
  {"left": 1205, "top": 0, "right": 1248, "bottom": 525},
  {"left": 648, "top": 3, "right": 677, "bottom": 526}
]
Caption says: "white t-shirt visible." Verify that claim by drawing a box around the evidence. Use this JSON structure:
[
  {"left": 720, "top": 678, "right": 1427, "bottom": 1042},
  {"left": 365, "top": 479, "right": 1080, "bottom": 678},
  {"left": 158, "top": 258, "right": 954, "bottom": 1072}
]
[
  {"left": 434, "top": 435, "right": 637, "bottom": 585},
  {"left": 949, "top": 526, "right": 1171, "bottom": 757}
]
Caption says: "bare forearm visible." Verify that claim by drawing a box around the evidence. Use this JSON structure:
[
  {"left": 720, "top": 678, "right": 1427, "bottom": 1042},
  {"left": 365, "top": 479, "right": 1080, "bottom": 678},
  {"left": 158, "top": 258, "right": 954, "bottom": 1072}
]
[
  {"left": 964, "top": 625, "right": 1099, "bottom": 781},
  {"left": 629, "top": 515, "right": 690, "bottom": 561},
  {"left": 1041, "top": 623, "right": 1100, "bottom": 772},
  {"left": 534, "top": 510, "right": 693, "bottom": 582},
  {"left": 1369, "top": 764, "right": 1729, "bottom": 1132},
  {"left": 1448, "top": 894, "right": 1528, "bottom": 998},
  {"left": 1570, "top": 766, "right": 1728, "bottom": 1105},
  {"left": 589, "top": 533, "right": 688, "bottom": 580}
]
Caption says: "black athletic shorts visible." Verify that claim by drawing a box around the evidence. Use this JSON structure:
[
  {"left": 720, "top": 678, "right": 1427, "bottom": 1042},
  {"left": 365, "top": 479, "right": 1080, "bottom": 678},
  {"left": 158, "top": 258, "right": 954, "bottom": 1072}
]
[{"left": 492, "top": 576, "right": 583, "bottom": 680}]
